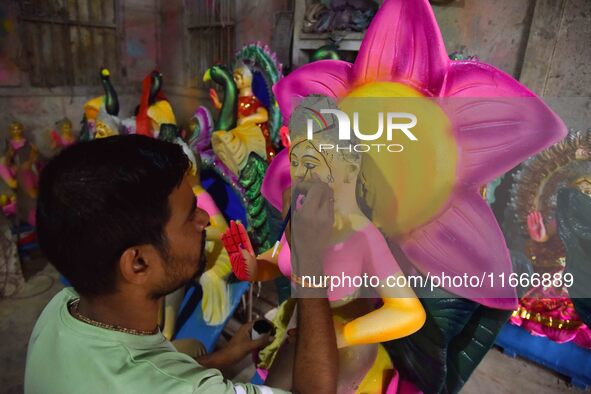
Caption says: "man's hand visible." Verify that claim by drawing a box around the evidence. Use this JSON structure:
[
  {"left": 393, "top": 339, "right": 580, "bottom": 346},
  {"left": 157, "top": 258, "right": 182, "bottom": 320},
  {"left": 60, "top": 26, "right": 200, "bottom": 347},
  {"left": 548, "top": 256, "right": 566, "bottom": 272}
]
[
  {"left": 291, "top": 175, "right": 334, "bottom": 282},
  {"left": 196, "top": 322, "right": 273, "bottom": 376},
  {"left": 225, "top": 322, "right": 274, "bottom": 363}
]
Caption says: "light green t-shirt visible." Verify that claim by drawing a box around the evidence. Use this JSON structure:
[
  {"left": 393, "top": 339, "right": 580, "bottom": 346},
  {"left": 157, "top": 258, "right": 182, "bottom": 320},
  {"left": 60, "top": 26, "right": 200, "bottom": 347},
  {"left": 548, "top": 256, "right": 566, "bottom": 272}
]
[{"left": 25, "top": 288, "right": 288, "bottom": 394}]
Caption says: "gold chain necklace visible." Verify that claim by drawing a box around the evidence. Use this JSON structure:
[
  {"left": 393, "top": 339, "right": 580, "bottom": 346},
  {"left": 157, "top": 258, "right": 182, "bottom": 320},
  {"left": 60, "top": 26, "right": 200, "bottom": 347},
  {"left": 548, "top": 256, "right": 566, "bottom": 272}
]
[{"left": 69, "top": 299, "right": 159, "bottom": 336}]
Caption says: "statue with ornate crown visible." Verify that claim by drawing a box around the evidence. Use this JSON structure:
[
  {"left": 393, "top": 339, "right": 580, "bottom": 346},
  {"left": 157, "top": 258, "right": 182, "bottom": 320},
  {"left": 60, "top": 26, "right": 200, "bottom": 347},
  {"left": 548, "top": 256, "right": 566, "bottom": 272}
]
[{"left": 508, "top": 129, "right": 591, "bottom": 349}]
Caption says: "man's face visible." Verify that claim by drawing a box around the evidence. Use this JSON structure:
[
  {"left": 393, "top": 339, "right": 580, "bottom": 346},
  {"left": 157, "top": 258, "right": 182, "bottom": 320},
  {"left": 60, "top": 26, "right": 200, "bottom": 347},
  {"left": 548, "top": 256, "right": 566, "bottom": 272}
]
[{"left": 150, "top": 175, "right": 209, "bottom": 299}]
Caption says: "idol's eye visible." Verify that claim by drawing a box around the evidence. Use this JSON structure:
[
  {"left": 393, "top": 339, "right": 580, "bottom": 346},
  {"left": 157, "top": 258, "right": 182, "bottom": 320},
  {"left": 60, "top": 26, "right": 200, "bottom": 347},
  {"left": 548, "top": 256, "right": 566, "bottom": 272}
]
[
  {"left": 303, "top": 161, "right": 317, "bottom": 170},
  {"left": 291, "top": 160, "right": 299, "bottom": 167}
]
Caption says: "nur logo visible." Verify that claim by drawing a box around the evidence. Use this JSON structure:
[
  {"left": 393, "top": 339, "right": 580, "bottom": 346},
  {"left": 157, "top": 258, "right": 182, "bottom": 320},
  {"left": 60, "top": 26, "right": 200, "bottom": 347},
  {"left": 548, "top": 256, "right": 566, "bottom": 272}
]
[{"left": 306, "top": 109, "right": 418, "bottom": 153}]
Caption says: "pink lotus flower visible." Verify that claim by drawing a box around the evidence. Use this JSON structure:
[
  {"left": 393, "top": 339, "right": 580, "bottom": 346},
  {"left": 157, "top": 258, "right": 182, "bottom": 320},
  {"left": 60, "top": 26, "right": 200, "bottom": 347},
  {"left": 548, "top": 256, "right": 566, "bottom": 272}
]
[{"left": 274, "top": 0, "right": 567, "bottom": 310}]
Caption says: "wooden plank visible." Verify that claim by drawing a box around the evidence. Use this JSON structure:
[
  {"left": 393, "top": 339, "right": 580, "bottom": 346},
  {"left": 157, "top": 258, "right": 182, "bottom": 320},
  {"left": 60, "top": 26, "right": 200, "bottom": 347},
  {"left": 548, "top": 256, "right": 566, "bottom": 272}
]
[
  {"left": 270, "top": 11, "right": 294, "bottom": 70},
  {"left": 519, "top": 0, "right": 568, "bottom": 95},
  {"left": 50, "top": 23, "right": 66, "bottom": 86},
  {"left": 69, "top": 0, "right": 82, "bottom": 85},
  {"left": 42, "top": 22, "right": 60, "bottom": 86},
  {"left": 101, "top": 0, "right": 111, "bottom": 24},
  {"left": 19, "top": 16, "right": 117, "bottom": 29},
  {"left": 24, "top": 22, "right": 41, "bottom": 86},
  {"left": 114, "top": 0, "right": 125, "bottom": 83},
  {"left": 291, "top": 0, "right": 308, "bottom": 67},
  {"left": 33, "top": 23, "right": 45, "bottom": 85},
  {"left": 96, "top": 2, "right": 106, "bottom": 71},
  {"left": 87, "top": 1, "right": 96, "bottom": 79},
  {"left": 68, "top": 26, "right": 79, "bottom": 85},
  {"left": 187, "top": 21, "right": 236, "bottom": 29},
  {"left": 104, "top": 30, "right": 119, "bottom": 80},
  {"left": 77, "top": 0, "right": 89, "bottom": 23},
  {"left": 181, "top": 0, "right": 191, "bottom": 86},
  {"left": 59, "top": 19, "right": 75, "bottom": 87},
  {"left": 542, "top": 0, "right": 591, "bottom": 96},
  {"left": 67, "top": 0, "right": 77, "bottom": 20},
  {"left": 80, "top": 27, "right": 94, "bottom": 85}
]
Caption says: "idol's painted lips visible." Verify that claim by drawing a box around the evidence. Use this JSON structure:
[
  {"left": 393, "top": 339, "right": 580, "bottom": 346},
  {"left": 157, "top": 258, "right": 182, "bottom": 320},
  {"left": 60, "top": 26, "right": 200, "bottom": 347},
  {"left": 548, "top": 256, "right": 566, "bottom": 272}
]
[{"left": 273, "top": 0, "right": 567, "bottom": 310}]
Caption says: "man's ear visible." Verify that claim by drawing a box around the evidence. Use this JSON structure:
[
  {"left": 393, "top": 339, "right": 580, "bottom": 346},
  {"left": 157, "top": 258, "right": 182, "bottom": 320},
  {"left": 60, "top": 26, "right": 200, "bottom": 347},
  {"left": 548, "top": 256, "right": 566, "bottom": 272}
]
[{"left": 119, "top": 246, "right": 154, "bottom": 285}]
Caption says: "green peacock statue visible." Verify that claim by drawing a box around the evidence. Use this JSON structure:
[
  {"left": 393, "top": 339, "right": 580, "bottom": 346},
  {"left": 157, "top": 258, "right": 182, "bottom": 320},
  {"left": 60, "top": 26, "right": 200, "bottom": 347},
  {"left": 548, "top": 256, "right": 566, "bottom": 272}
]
[{"left": 195, "top": 42, "right": 284, "bottom": 254}]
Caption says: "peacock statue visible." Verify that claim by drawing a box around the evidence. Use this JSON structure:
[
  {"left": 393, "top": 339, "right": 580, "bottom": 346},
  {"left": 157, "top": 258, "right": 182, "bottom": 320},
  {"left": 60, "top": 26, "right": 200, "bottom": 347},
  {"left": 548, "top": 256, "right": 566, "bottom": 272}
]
[{"left": 194, "top": 43, "right": 283, "bottom": 254}]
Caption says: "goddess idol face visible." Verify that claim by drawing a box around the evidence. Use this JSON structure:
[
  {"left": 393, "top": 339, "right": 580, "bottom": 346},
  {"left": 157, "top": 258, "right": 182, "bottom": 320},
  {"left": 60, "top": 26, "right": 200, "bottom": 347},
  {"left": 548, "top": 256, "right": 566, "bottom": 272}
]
[
  {"left": 60, "top": 119, "right": 73, "bottom": 137},
  {"left": 289, "top": 136, "right": 360, "bottom": 197},
  {"left": 94, "top": 120, "right": 118, "bottom": 139},
  {"left": 232, "top": 64, "right": 253, "bottom": 91},
  {"left": 289, "top": 95, "right": 361, "bottom": 196},
  {"left": 8, "top": 121, "right": 24, "bottom": 140}
]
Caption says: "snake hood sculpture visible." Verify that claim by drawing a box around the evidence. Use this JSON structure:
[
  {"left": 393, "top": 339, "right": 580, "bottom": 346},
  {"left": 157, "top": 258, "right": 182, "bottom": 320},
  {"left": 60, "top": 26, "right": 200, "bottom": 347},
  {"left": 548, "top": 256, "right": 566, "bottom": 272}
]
[{"left": 274, "top": 0, "right": 567, "bottom": 310}]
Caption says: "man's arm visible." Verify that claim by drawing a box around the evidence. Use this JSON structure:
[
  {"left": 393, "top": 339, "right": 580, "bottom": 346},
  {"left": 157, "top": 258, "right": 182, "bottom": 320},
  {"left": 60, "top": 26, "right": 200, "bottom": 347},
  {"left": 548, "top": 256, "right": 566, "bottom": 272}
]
[
  {"left": 293, "top": 296, "right": 338, "bottom": 393},
  {"left": 291, "top": 177, "right": 338, "bottom": 393}
]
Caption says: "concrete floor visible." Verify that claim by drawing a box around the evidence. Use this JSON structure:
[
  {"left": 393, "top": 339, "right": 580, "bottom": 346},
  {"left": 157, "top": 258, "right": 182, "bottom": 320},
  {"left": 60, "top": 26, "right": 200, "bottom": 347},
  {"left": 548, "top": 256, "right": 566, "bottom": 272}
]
[
  {"left": 1, "top": 255, "right": 63, "bottom": 394},
  {"left": 0, "top": 259, "right": 585, "bottom": 394}
]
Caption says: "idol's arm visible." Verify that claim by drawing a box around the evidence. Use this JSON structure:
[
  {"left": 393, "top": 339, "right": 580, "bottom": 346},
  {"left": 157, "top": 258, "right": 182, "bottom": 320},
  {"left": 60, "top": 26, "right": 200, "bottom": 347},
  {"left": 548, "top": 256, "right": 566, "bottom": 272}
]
[
  {"left": 240, "top": 246, "right": 283, "bottom": 282},
  {"left": 339, "top": 273, "right": 426, "bottom": 347},
  {"left": 162, "top": 288, "right": 185, "bottom": 340}
]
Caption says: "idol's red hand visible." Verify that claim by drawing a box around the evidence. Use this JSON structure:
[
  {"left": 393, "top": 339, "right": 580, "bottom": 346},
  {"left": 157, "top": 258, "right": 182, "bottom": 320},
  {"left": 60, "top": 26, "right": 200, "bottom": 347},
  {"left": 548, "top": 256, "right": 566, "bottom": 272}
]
[
  {"left": 221, "top": 221, "right": 255, "bottom": 280},
  {"left": 527, "top": 211, "right": 548, "bottom": 242},
  {"left": 209, "top": 88, "right": 222, "bottom": 110}
]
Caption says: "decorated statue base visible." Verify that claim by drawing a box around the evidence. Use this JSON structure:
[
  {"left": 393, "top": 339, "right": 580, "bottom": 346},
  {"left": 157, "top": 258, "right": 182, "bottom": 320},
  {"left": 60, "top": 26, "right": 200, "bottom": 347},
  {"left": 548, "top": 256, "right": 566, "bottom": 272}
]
[{"left": 496, "top": 323, "right": 591, "bottom": 390}]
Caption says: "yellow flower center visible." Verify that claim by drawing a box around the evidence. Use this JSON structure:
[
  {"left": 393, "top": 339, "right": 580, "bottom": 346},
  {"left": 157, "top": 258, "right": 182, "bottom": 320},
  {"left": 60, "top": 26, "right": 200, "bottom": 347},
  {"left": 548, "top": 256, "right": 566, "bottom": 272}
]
[{"left": 340, "top": 82, "right": 457, "bottom": 236}]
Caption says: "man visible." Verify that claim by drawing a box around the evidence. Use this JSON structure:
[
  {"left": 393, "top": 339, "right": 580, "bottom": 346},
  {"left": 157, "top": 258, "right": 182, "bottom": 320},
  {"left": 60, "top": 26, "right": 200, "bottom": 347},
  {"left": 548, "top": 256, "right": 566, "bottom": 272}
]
[{"left": 25, "top": 135, "right": 337, "bottom": 393}]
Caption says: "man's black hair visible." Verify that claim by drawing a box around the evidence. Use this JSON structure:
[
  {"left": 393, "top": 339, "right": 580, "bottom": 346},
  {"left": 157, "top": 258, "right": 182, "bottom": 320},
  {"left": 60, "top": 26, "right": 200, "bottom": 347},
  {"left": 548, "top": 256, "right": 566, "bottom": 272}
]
[{"left": 36, "top": 135, "right": 190, "bottom": 297}]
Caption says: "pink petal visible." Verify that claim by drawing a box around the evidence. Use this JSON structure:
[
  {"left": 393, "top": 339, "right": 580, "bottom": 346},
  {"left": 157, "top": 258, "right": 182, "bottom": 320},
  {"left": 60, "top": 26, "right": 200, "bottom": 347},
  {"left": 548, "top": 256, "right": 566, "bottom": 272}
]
[
  {"left": 273, "top": 60, "right": 352, "bottom": 123},
  {"left": 441, "top": 62, "right": 567, "bottom": 186},
  {"left": 399, "top": 190, "right": 517, "bottom": 310},
  {"left": 541, "top": 325, "right": 578, "bottom": 344},
  {"left": 351, "top": 0, "right": 449, "bottom": 95},
  {"left": 442, "top": 61, "right": 535, "bottom": 98},
  {"left": 573, "top": 326, "right": 591, "bottom": 349}
]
